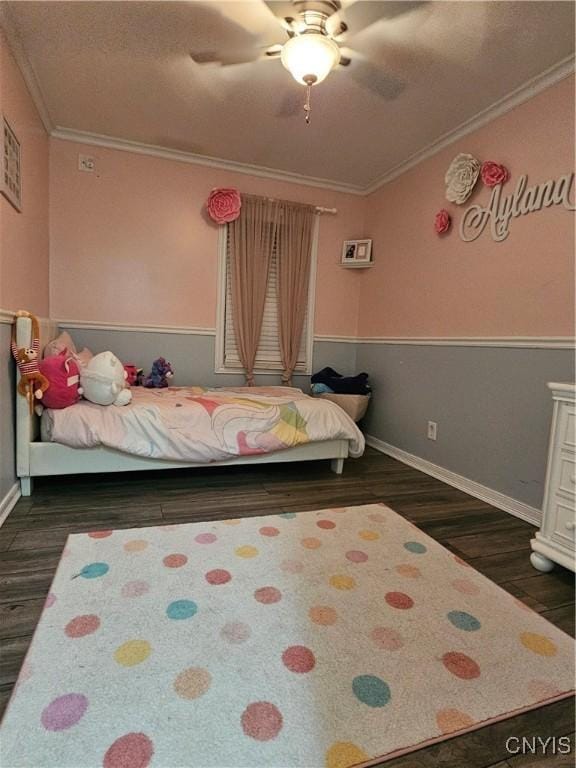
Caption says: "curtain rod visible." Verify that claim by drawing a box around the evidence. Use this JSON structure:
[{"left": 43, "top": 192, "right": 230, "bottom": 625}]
[{"left": 258, "top": 195, "right": 337, "bottom": 215}]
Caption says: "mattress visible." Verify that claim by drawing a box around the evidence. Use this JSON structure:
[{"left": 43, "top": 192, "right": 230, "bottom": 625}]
[{"left": 40, "top": 385, "right": 365, "bottom": 463}]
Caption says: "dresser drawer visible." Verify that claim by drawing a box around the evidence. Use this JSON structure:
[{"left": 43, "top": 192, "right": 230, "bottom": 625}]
[
  {"left": 557, "top": 404, "right": 575, "bottom": 453},
  {"left": 551, "top": 500, "right": 576, "bottom": 549}
]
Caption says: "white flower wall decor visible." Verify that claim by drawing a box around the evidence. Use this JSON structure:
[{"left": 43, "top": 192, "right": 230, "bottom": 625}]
[{"left": 445, "top": 153, "right": 481, "bottom": 205}]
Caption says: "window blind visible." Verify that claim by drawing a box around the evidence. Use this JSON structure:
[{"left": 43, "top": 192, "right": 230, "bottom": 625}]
[{"left": 223, "top": 226, "right": 310, "bottom": 372}]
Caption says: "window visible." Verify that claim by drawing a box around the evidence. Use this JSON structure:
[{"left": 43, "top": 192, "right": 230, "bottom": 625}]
[{"left": 215, "top": 219, "right": 318, "bottom": 375}]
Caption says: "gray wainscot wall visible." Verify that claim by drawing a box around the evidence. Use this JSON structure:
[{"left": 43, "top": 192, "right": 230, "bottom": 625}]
[{"left": 356, "top": 342, "right": 574, "bottom": 510}]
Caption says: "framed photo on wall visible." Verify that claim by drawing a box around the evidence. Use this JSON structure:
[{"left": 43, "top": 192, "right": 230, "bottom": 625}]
[
  {"left": 1, "top": 117, "right": 22, "bottom": 212},
  {"left": 341, "top": 238, "right": 373, "bottom": 267}
]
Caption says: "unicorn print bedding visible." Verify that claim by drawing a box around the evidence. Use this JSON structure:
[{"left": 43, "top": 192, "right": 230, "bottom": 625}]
[{"left": 40, "top": 386, "right": 365, "bottom": 462}]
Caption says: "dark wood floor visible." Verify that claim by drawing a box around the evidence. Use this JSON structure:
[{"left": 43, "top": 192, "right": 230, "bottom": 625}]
[{"left": 0, "top": 448, "right": 574, "bottom": 767}]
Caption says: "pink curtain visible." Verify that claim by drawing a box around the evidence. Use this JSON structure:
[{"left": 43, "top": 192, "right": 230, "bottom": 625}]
[
  {"left": 228, "top": 195, "right": 280, "bottom": 385},
  {"left": 276, "top": 201, "right": 315, "bottom": 385}
]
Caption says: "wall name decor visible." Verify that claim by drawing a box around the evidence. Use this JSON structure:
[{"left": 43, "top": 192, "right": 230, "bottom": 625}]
[{"left": 460, "top": 172, "right": 574, "bottom": 242}]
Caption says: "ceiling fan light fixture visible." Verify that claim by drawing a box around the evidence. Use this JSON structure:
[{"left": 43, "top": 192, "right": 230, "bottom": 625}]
[{"left": 280, "top": 33, "right": 340, "bottom": 86}]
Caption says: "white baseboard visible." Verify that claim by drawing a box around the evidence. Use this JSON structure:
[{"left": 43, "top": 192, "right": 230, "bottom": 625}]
[
  {"left": 0, "top": 482, "right": 21, "bottom": 528},
  {"left": 365, "top": 435, "right": 542, "bottom": 527}
]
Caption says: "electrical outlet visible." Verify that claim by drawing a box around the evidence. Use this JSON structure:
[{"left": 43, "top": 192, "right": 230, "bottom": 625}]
[
  {"left": 78, "top": 154, "right": 95, "bottom": 173},
  {"left": 427, "top": 421, "right": 437, "bottom": 441}
]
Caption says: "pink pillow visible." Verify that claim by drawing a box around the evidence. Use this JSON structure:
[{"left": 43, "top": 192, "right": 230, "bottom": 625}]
[
  {"left": 43, "top": 331, "right": 77, "bottom": 359},
  {"left": 38, "top": 350, "right": 81, "bottom": 409}
]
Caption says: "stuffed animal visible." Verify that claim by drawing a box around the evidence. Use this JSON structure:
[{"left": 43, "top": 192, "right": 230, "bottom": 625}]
[
  {"left": 81, "top": 351, "right": 132, "bottom": 406},
  {"left": 143, "top": 357, "right": 174, "bottom": 388},
  {"left": 39, "top": 350, "right": 82, "bottom": 409},
  {"left": 11, "top": 311, "right": 50, "bottom": 406}
]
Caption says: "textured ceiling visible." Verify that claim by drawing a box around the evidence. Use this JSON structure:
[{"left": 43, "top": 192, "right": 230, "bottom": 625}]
[{"left": 4, "top": 0, "right": 575, "bottom": 189}]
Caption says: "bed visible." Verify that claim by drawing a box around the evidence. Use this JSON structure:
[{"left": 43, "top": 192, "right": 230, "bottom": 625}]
[{"left": 15, "top": 316, "right": 364, "bottom": 495}]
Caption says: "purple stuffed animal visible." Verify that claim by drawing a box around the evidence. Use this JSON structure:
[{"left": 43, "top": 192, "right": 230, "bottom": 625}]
[{"left": 143, "top": 357, "right": 174, "bottom": 388}]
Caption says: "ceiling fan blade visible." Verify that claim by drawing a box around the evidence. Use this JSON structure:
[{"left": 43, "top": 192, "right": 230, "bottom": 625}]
[
  {"left": 328, "top": 1, "right": 427, "bottom": 37},
  {"left": 340, "top": 51, "right": 405, "bottom": 100}
]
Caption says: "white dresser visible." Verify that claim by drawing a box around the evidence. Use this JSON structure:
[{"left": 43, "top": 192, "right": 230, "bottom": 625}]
[{"left": 530, "top": 382, "right": 575, "bottom": 573}]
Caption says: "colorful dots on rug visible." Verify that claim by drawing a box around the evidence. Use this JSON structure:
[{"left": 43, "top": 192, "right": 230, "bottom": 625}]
[
  {"left": 520, "top": 632, "right": 558, "bottom": 657},
  {"left": 385, "top": 591, "right": 414, "bottom": 609},
  {"left": 163, "top": 554, "right": 188, "bottom": 568},
  {"left": 358, "top": 530, "right": 380, "bottom": 541},
  {"left": 254, "top": 586, "right": 282, "bottom": 604},
  {"left": 325, "top": 741, "right": 369, "bottom": 768},
  {"left": 317, "top": 519, "right": 336, "bottom": 530},
  {"left": 88, "top": 530, "right": 112, "bottom": 539},
  {"left": 451, "top": 578, "right": 480, "bottom": 595},
  {"left": 166, "top": 600, "right": 198, "bottom": 620},
  {"left": 309, "top": 605, "right": 338, "bottom": 626},
  {"left": 121, "top": 581, "right": 150, "bottom": 598},
  {"left": 259, "top": 526, "right": 280, "bottom": 537},
  {"left": 442, "top": 651, "right": 481, "bottom": 679},
  {"left": 195, "top": 533, "right": 217, "bottom": 544},
  {"left": 279, "top": 512, "right": 297, "bottom": 519},
  {"left": 221, "top": 621, "right": 251, "bottom": 644},
  {"left": 124, "top": 540, "right": 148, "bottom": 553},
  {"left": 280, "top": 559, "right": 304, "bottom": 574},
  {"left": 435, "top": 708, "right": 475, "bottom": 734},
  {"left": 79, "top": 562, "right": 109, "bottom": 579},
  {"left": 205, "top": 569, "right": 232, "bottom": 585},
  {"left": 282, "top": 645, "right": 316, "bottom": 673},
  {"left": 223, "top": 518, "right": 241, "bottom": 525},
  {"left": 65, "top": 614, "right": 100, "bottom": 638},
  {"left": 41, "top": 693, "right": 88, "bottom": 731},
  {"left": 302, "top": 537, "right": 322, "bottom": 550},
  {"left": 395, "top": 564, "right": 421, "bottom": 578},
  {"left": 103, "top": 732, "right": 154, "bottom": 768},
  {"left": 371, "top": 626, "right": 403, "bottom": 651},
  {"left": 330, "top": 574, "right": 356, "bottom": 590},
  {"left": 235, "top": 545, "right": 259, "bottom": 558},
  {"left": 447, "top": 610, "right": 481, "bottom": 632},
  {"left": 352, "top": 675, "right": 391, "bottom": 707},
  {"left": 241, "top": 702, "right": 283, "bottom": 741},
  {"left": 45, "top": 592, "right": 56, "bottom": 608},
  {"left": 174, "top": 667, "right": 212, "bottom": 700},
  {"left": 114, "top": 640, "right": 151, "bottom": 667},
  {"left": 403, "top": 541, "right": 427, "bottom": 554},
  {"left": 346, "top": 550, "right": 368, "bottom": 563}
]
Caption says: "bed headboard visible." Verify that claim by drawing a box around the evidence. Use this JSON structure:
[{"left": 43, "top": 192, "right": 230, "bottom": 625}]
[{"left": 15, "top": 314, "right": 58, "bottom": 477}]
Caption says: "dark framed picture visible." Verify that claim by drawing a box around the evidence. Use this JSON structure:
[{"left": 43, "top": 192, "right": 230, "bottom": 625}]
[
  {"left": 341, "top": 238, "right": 373, "bottom": 267},
  {"left": 1, "top": 117, "right": 22, "bottom": 212}
]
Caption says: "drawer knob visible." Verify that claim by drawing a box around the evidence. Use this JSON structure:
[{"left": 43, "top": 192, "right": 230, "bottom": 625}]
[{"left": 566, "top": 520, "right": 576, "bottom": 531}]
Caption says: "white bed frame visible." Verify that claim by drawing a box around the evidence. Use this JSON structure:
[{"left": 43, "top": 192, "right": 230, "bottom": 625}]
[{"left": 15, "top": 316, "right": 348, "bottom": 496}]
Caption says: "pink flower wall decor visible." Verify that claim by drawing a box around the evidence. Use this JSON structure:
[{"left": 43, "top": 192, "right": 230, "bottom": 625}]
[
  {"left": 481, "top": 161, "right": 510, "bottom": 187},
  {"left": 206, "top": 188, "right": 241, "bottom": 224},
  {"left": 434, "top": 209, "right": 451, "bottom": 235}
]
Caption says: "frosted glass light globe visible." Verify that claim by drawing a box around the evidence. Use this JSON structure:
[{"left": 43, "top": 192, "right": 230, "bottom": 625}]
[{"left": 281, "top": 34, "right": 340, "bottom": 85}]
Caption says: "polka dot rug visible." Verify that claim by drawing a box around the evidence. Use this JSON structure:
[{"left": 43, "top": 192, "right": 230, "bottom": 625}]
[{"left": 1, "top": 504, "right": 574, "bottom": 767}]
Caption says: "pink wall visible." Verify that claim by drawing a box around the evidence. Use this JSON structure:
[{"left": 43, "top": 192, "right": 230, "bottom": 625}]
[
  {"left": 360, "top": 76, "right": 575, "bottom": 338},
  {"left": 0, "top": 29, "right": 50, "bottom": 316},
  {"left": 49, "top": 140, "right": 366, "bottom": 336}
]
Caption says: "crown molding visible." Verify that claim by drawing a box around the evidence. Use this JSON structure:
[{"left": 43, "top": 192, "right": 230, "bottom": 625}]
[
  {"left": 363, "top": 54, "right": 576, "bottom": 195},
  {"left": 0, "top": 3, "right": 54, "bottom": 133},
  {"left": 50, "top": 127, "right": 366, "bottom": 196}
]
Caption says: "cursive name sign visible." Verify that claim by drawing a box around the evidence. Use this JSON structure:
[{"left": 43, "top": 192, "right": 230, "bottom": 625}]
[{"left": 460, "top": 172, "right": 575, "bottom": 242}]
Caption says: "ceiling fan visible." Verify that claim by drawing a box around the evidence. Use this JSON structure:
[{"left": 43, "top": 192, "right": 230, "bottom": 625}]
[{"left": 190, "top": 1, "right": 422, "bottom": 124}]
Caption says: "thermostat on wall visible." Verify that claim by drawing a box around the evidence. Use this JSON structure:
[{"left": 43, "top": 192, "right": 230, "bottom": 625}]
[{"left": 341, "top": 239, "right": 373, "bottom": 268}]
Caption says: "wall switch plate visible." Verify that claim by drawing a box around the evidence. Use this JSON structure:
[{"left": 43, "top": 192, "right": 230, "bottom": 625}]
[
  {"left": 427, "top": 421, "right": 437, "bottom": 441},
  {"left": 78, "top": 154, "right": 95, "bottom": 172}
]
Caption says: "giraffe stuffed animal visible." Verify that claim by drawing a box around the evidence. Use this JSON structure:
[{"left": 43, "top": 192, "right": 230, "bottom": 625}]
[{"left": 11, "top": 311, "right": 50, "bottom": 404}]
